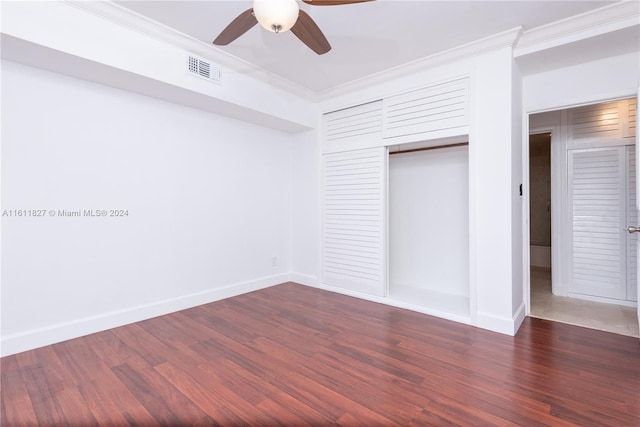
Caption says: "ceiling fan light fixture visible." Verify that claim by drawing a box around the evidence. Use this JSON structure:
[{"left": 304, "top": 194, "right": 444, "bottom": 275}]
[{"left": 253, "top": 0, "right": 300, "bottom": 33}]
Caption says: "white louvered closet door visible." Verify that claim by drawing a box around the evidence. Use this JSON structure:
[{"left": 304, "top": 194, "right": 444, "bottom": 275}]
[
  {"left": 568, "top": 147, "right": 628, "bottom": 300},
  {"left": 322, "top": 147, "right": 386, "bottom": 296},
  {"left": 627, "top": 145, "right": 638, "bottom": 301}
]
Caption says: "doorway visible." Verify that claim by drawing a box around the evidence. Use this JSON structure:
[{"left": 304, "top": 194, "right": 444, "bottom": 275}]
[
  {"left": 528, "top": 99, "right": 639, "bottom": 337},
  {"left": 528, "top": 133, "right": 554, "bottom": 326},
  {"left": 528, "top": 132, "right": 552, "bottom": 302}
]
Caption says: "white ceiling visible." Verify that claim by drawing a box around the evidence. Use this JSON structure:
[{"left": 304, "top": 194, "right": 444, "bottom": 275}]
[{"left": 115, "top": 0, "right": 616, "bottom": 92}]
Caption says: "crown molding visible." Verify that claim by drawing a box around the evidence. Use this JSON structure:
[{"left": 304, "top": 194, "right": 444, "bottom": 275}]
[
  {"left": 58, "top": 1, "right": 635, "bottom": 103},
  {"left": 514, "top": 0, "right": 640, "bottom": 57},
  {"left": 316, "top": 26, "right": 523, "bottom": 102},
  {"left": 62, "top": 0, "right": 318, "bottom": 101}
]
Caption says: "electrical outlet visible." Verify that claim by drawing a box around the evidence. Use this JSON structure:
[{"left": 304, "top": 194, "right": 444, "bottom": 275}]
[{"left": 271, "top": 256, "right": 277, "bottom": 267}]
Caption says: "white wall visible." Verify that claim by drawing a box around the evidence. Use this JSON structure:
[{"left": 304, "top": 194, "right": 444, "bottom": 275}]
[
  {"left": 290, "top": 130, "right": 321, "bottom": 285},
  {"left": 389, "top": 146, "right": 469, "bottom": 296},
  {"left": 523, "top": 51, "right": 639, "bottom": 113},
  {"left": 472, "top": 47, "right": 523, "bottom": 333},
  {"left": 1, "top": 60, "right": 296, "bottom": 355},
  {"left": 1, "top": 0, "right": 316, "bottom": 132}
]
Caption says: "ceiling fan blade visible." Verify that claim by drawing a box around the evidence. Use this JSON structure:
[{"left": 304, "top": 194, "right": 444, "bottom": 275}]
[
  {"left": 302, "top": 0, "right": 374, "bottom": 5},
  {"left": 291, "top": 10, "right": 331, "bottom": 55},
  {"left": 213, "top": 8, "right": 257, "bottom": 45}
]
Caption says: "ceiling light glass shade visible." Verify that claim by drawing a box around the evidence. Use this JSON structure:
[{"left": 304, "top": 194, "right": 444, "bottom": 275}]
[{"left": 253, "top": 0, "right": 300, "bottom": 33}]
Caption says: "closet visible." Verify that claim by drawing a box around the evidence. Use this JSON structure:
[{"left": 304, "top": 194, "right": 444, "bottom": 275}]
[
  {"left": 566, "top": 99, "right": 637, "bottom": 303},
  {"left": 320, "top": 77, "right": 471, "bottom": 322},
  {"left": 388, "top": 143, "right": 470, "bottom": 317}
]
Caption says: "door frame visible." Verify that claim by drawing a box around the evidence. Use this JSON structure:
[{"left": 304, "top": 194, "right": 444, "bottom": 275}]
[
  {"left": 523, "top": 93, "right": 638, "bottom": 316},
  {"left": 636, "top": 85, "right": 639, "bottom": 331},
  {"left": 524, "top": 122, "right": 564, "bottom": 315}
]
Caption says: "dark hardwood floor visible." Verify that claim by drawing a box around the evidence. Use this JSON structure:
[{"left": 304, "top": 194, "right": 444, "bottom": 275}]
[{"left": 2, "top": 282, "right": 639, "bottom": 426}]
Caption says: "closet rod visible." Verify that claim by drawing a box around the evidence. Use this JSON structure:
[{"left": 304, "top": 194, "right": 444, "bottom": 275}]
[{"left": 389, "top": 142, "right": 468, "bottom": 156}]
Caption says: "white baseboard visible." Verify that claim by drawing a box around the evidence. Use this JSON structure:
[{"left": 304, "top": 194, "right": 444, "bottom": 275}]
[
  {"left": 289, "top": 272, "right": 319, "bottom": 287},
  {"left": 308, "top": 281, "right": 528, "bottom": 335},
  {"left": 310, "top": 282, "right": 472, "bottom": 326},
  {"left": 477, "top": 302, "right": 526, "bottom": 336},
  {"left": 2, "top": 273, "right": 531, "bottom": 356},
  {"left": 513, "top": 301, "right": 527, "bottom": 334},
  {"left": 1, "top": 273, "right": 289, "bottom": 357}
]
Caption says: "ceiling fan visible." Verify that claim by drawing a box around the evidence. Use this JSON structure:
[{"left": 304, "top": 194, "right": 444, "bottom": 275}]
[{"left": 213, "top": 0, "right": 374, "bottom": 55}]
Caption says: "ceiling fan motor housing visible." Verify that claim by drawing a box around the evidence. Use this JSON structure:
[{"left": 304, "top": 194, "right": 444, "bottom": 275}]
[{"left": 253, "top": 0, "right": 300, "bottom": 33}]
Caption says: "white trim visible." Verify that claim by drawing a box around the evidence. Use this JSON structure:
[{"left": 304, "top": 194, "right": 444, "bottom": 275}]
[
  {"left": 552, "top": 117, "right": 568, "bottom": 298},
  {"left": 383, "top": 146, "right": 390, "bottom": 297},
  {"left": 513, "top": 302, "right": 527, "bottom": 334},
  {"left": 468, "top": 74, "right": 478, "bottom": 326},
  {"left": 526, "top": 90, "right": 638, "bottom": 117},
  {"left": 289, "top": 272, "right": 319, "bottom": 287},
  {"left": 515, "top": 1, "right": 640, "bottom": 57},
  {"left": 635, "top": 86, "right": 639, "bottom": 331},
  {"left": 309, "top": 282, "right": 472, "bottom": 326},
  {"left": 522, "top": 114, "right": 532, "bottom": 314},
  {"left": 317, "top": 27, "right": 522, "bottom": 102},
  {"left": 316, "top": 112, "right": 326, "bottom": 291},
  {"left": 477, "top": 304, "right": 525, "bottom": 336},
  {"left": 1, "top": 273, "right": 290, "bottom": 357}
]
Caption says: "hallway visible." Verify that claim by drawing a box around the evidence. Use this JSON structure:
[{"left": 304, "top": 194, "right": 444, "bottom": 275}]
[{"left": 530, "top": 267, "right": 639, "bottom": 337}]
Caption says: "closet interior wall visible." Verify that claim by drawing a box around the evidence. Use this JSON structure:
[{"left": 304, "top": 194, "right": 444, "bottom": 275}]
[{"left": 389, "top": 143, "right": 470, "bottom": 318}]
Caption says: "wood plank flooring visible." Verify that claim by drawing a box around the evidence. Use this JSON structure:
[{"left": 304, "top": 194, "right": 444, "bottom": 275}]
[{"left": 2, "top": 282, "right": 639, "bottom": 426}]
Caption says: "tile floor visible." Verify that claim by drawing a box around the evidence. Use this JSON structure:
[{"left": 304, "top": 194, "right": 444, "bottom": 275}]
[{"left": 530, "top": 266, "right": 639, "bottom": 337}]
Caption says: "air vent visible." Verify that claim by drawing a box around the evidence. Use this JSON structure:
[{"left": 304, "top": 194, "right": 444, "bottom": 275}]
[{"left": 186, "top": 55, "right": 221, "bottom": 83}]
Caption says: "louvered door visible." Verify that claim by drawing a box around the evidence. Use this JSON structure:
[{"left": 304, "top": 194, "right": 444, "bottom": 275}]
[
  {"left": 568, "top": 147, "right": 627, "bottom": 300},
  {"left": 627, "top": 98, "right": 637, "bottom": 139},
  {"left": 382, "top": 78, "right": 469, "bottom": 139},
  {"left": 322, "top": 147, "right": 386, "bottom": 296},
  {"left": 323, "top": 101, "right": 383, "bottom": 153},
  {"left": 626, "top": 145, "right": 638, "bottom": 301},
  {"left": 568, "top": 99, "right": 637, "bottom": 143},
  {"left": 568, "top": 102, "right": 621, "bottom": 142}
]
